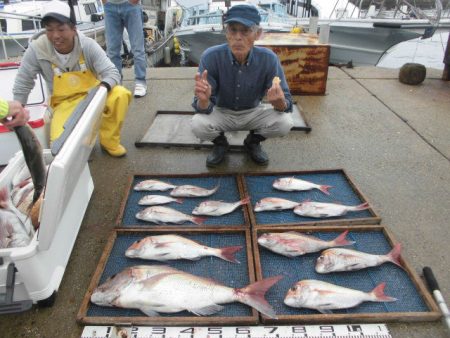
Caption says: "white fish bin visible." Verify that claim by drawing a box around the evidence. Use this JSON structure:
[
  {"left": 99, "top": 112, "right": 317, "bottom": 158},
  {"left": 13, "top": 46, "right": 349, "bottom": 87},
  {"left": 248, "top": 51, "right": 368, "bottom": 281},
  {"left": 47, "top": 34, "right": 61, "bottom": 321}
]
[{"left": 0, "top": 87, "right": 107, "bottom": 311}]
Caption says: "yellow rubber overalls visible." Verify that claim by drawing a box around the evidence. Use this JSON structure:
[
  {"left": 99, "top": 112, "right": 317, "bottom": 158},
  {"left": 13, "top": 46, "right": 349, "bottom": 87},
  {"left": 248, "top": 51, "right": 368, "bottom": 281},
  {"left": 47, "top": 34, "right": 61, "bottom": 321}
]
[{"left": 50, "top": 53, "right": 131, "bottom": 153}]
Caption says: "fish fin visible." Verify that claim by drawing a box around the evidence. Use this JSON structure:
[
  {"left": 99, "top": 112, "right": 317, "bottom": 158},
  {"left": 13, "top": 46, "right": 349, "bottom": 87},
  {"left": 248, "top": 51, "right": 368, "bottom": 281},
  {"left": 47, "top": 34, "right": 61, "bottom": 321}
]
[
  {"left": 387, "top": 243, "right": 403, "bottom": 269},
  {"left": 192, "top": 216, "right": 206, "bottom": 225},
  {"left": 319, "top": 185, "right": 332, "bottom": 195},
  {"left": 238, "top": 275, "right": 283, "bottom": 319},
  {"left": 219, "top": 245, "right": 243, "bottom": 263},
  {"left": 175, "top": 198, "right": 184, "bottom": 204},
  {"left": 318, "top": 308, "right": 333, "bottom": 314},
  {"left": 353, "top": 202, "right": 370, "bottom": 211},
  {"left": 332, "top": 230, "right": 355, "bottom": 247},
  {"left": 190, "top": 304, "right": 224, "bottom": 316},
  {"left": 370, "top": 282, "right": 397, "bottom": 302},
  {"left": 139, "top": 307, "right": 161, "bottom": 317}
]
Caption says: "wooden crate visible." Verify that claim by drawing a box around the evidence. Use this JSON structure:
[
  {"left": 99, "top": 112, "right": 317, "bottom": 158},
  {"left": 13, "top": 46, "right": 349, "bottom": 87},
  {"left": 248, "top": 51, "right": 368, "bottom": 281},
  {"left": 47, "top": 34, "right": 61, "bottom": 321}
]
[
  {"left": 255, "top": 33, "right": 329, "bottom": 95},
  {"left": 77, "top": 227, "right": 259, "bottom": 325},
  {"left": 253, "top": 225, "right": 440, "bottom": 324}
]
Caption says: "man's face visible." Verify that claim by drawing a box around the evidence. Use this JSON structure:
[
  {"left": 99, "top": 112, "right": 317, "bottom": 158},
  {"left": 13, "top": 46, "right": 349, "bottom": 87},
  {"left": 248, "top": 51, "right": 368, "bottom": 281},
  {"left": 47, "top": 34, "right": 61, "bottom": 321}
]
[
  {"left": 45, "top": 21, "right": 76, "bottom": 54},
  {"left": 225, "top": 22, "right": 261, "bottom": 64}
]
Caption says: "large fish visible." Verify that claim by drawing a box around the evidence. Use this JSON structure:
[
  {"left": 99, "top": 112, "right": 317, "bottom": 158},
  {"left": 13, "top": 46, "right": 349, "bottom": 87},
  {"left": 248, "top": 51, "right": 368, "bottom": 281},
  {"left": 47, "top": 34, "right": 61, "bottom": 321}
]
[
  {"left": 125, "top": 234, "right": 243, "bottom": 263},
  {"left": 315, "top": 244, "right": 403, "bottom": 273},
  {"left": 13, "top": 125, "right": 46, "bottom": 205},
  {"left": 192, "top": 197, "right": 250, "bottom": 216},
  {"left": 257, "top": 230, "right": 354, "bottom": 257},
  {"left": 254, "top": 197, "right": 300, "bottom": 212},
  {"left": 0, "top": 187, "right": 33, "bottom": 248},
  {"left": 134, "top": 180, "right": 177, "bottom": 191},
  {"left": 273, "top": 177, "right": 331, "bottom": 195},
  {"left": 170, "top": 183, "right": 220, "bottom": 197},
  {"left": 91, "top": 265, "right": 282, "bottom": 318},
  {"left": 138, "top": 195, "right": 182, "bottom": 206},
  {"left": 135, "top": 206, "right": 205, "bottom": 225},
  {"left": 284, "top": 280, "right": 396, "bottom": 314},
  {"left": 293, "top": 201, "right": 370, "bottom": 218}
]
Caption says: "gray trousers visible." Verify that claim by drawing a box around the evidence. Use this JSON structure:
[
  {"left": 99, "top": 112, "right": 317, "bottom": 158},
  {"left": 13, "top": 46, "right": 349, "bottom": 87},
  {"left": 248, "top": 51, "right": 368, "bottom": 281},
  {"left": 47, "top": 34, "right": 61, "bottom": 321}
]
[{"left": 191, "top": 104, "right": 294, "bottom": 141}]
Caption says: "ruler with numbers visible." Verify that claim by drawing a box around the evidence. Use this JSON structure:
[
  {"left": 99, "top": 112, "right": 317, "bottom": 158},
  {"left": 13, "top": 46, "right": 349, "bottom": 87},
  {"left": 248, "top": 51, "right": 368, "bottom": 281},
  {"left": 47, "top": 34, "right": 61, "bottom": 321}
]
[{"left": 81, "top": 324, "right": 391, "bottom": 338}]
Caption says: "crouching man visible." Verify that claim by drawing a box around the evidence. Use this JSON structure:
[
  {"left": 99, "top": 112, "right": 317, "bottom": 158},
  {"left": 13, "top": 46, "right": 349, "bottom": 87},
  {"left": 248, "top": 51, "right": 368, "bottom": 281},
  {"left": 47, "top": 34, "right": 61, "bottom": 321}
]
[{"left": 191, "top": 4, "right": 294, "bottom": 167}]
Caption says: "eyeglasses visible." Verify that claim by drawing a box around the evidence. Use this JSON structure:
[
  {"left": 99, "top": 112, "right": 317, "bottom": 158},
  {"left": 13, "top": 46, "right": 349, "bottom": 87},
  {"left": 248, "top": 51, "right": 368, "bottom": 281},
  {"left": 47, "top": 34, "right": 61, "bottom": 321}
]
[{"left": 225, "top": 25, "right": 256, "bottom": 37}]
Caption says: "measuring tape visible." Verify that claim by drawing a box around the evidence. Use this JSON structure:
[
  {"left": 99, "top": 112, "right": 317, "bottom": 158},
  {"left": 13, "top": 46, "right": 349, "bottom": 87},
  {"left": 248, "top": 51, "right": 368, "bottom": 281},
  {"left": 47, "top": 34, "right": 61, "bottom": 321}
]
[{"left": 81, "top": 324, "right": 391, "bottom": 338}]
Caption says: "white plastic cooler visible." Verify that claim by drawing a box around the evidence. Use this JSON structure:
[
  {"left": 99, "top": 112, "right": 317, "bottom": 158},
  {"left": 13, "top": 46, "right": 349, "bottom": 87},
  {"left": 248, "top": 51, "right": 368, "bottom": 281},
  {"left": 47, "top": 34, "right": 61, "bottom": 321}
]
[
  {"left": 0, "top": 86, "right": 107, "bottom": 310},
  {"left": 0, "top": 62, "right": 49, "bottom": 165}
]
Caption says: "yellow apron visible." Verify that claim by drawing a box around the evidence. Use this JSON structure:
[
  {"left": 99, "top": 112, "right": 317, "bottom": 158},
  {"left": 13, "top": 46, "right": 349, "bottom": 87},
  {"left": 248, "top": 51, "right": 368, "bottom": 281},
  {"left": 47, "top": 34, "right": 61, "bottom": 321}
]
[{"left": 50, "top": 54, "right": 131, "bottom": 150}]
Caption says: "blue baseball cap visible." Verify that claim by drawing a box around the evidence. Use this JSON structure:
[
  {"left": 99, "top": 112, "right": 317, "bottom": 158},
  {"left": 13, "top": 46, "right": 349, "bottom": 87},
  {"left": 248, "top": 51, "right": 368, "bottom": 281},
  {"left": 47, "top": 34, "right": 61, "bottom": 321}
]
[{"left": 224, "top": 5, "right": 261, "bottom": 27}]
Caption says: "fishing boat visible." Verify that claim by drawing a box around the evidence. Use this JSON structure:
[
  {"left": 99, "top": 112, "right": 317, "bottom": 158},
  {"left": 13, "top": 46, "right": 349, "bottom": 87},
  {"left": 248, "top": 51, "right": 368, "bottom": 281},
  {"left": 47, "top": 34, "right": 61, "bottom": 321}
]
[
  {"left": 173, "top": 0, "right": 450, "bottom": 66},
  {"left": 0, "top": 0, "right": 105, "bottom": 59}
]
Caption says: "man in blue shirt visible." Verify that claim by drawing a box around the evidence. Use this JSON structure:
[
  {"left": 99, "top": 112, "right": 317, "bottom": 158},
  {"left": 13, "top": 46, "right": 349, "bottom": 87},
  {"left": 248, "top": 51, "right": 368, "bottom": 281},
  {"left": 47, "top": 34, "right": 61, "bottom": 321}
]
[{"left": 191, "top": 4, "right": 294, "bottom": 167}]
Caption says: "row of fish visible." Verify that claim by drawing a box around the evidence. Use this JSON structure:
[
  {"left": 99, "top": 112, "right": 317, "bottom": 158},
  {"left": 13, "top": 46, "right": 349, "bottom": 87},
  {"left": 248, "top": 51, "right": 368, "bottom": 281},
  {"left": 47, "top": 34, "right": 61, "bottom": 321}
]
[
  {"left": 90, "top": 232, "right": 398, "bottom": 316},
  {"left": 258, "top": 231, "right": 403, "bottom": 273},
  {"left": 133, "top": 178, "right": 370, "bottom": 221}
]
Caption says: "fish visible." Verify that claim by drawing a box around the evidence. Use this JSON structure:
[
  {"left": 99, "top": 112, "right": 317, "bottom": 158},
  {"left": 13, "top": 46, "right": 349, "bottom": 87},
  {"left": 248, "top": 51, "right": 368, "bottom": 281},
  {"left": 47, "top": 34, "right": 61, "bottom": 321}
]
[
  {"left": 293, "top": 201, "right": 370, "bottom": 218},
  {"left": 257, "top": 230, "right": 354, "bottom": 257},
  {"left": 192, "top": 197, "right": 250, "bottom": 216},
  {"left": 138, "top": 195, "right": 183, "bottom": 206},
  {"left": 170, "top": 183, "right": 220, "bottom": 197},
  {"left": 135, "top": 206, "right": 205, "bottom": 225},
  {"left": 91, "top": 265, "right": 282, "bottom": 318},
  {"left": 11, "top": 179, "right": 34, "bottom": 210},
  {"left": 254, "top": 197, "right": 300, "bottom": 212},
  {"left": 315, "top": 244, "right": 403, "bottom": 273},
  {"left": 272, "top": 177, "right": 332, "bottom": 195},
  {"left": 283, "top": 279, "right": 396, "bottom": 314},
  {"left": 13, "top": 125, "right": 46, "bottom": 205},
  {"left": 125, "top": 234, "right": 243, "bottom": 263},
  {"left": 0, "top": 187, "right": 33, "bottom": 248},
  {"left": 134, "top": 180, "right": 177, "bottom": 191}
]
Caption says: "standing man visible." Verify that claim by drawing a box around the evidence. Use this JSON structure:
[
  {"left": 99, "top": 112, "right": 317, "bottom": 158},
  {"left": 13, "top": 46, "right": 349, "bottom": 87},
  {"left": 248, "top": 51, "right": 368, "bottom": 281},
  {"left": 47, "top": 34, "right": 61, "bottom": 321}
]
[
  {"left": 103, "top": 0, "right": 148, "bottom": 97},
  {"left": 13, "top": 0, "right": 131, "bottom": 157},
  {"left": 0, "top": 99, "right": 30, "bottom": 128},
  {"left": 191, "top": 4, "right": 294, "bottom": 167}
]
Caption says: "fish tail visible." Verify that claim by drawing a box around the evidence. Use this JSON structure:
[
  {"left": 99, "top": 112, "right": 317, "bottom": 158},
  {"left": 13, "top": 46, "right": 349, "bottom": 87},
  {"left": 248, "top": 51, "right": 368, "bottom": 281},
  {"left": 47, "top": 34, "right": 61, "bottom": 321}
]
[
  {"left": 238, "top": 275, "right": 283, "bottom": 318},
  {"left": 192, "top": 216, "right": 206, "bottom": 225},
  {"left": 240, "top": 196, "right": 251, "bottom": 205},
  {"left": 175, "top": 198, "right": 184, "bottom": 204},
  {"left": 218, "top": 245, "right": 243, "bottom": 263},
  {"left": 319, "top": 185, "right": 332, "bottom": 195},
  {"left": 387, "top": 243, "right": 403, "bottom": 268},
  {"left": 370, "top": 282, "right": 397, "bottom": 302},
  {"left": 332, "top": 230, "right": 355, "bottom": 246},
  {"left": 353, "top": 202, "right": 370, "bottom": 211}
]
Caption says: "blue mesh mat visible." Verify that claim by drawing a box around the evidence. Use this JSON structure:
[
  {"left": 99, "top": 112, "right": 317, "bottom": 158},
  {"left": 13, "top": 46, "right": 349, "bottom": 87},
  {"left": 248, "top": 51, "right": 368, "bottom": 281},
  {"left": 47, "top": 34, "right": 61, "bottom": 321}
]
[
  {"left": 121, "top": 175, "right": 246, "bottom": 227},
  {"left": 244, "top": 172, "right": 374, "bottom": 225},
  {"left": 87, "top": 232, "right": 253, "bottom": 318},
  {"left": 258, "top": 230, "right": 429, "bottom": 316}
]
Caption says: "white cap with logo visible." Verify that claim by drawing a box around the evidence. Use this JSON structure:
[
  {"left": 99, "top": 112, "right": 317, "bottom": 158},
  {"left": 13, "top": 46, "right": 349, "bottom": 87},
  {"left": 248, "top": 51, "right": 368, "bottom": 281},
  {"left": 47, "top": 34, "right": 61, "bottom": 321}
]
[{"left": 42, "top": 0, "right": 75, "bottom": 25}]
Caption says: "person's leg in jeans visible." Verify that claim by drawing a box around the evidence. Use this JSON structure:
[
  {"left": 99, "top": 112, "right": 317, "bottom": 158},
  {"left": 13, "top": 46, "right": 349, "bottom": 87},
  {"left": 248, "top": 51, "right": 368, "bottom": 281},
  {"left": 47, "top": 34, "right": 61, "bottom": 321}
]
[
  {"left": 124, "top": 2, "right": 147, "bottom": 97},
  {"left": 104, "top": 3, "right": 124, "bottom": 76}
]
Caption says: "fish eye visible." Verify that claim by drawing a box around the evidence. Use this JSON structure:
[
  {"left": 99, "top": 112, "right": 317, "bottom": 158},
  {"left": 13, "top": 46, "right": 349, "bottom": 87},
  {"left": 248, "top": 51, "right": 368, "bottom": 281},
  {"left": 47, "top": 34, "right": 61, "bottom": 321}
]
[
  {"left": 136, "top": 239, "right": 141, "bottom": 243},
  {"left": 290, "top": 286, "right": 297, "bottom": 291},
  {"left": 318, "top": 255, "right": 324, "bottom": 261}
]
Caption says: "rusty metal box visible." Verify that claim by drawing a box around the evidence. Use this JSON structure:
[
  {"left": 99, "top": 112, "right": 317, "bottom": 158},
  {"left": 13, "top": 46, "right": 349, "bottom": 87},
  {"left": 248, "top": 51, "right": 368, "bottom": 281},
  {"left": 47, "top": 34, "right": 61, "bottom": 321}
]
[{"left": 255, "top": 33, "right": 330, "bottom": 95}]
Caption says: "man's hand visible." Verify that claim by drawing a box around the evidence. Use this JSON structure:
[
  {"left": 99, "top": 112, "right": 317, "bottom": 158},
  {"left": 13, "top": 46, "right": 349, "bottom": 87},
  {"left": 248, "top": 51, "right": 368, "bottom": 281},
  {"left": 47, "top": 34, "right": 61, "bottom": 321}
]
[
  {"left": 194, "top": 70, "right": 211, "bottom": 110},
  {"left": 1, "top": 101, "right": 30, "bottom": 129},
  {"left": 267, "top": 77, "right": 287, "bottom": 111}
]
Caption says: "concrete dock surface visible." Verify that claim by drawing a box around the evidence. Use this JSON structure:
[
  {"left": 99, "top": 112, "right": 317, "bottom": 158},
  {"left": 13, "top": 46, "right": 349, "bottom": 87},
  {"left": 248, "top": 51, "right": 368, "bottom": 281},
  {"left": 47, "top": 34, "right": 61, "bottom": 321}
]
[{"left": 1, "top": 65, "right": 449, "bottom": 337}]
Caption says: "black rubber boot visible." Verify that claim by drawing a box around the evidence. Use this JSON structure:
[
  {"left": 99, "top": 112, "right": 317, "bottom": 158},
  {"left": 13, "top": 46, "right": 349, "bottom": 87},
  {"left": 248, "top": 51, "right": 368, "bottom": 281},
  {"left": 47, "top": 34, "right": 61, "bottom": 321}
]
[
  {"left": 244, "top": 132, "right": 269, "bottom": 165},
  {"left": 206, "top": 133, "right": 229, "bottom": 167}
]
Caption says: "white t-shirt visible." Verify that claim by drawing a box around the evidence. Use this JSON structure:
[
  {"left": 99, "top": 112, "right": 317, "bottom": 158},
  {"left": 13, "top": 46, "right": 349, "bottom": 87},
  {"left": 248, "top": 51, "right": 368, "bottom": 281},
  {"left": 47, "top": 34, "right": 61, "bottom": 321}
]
[{"left": 54, "top": 49, "right": 73, "bottom": 68}]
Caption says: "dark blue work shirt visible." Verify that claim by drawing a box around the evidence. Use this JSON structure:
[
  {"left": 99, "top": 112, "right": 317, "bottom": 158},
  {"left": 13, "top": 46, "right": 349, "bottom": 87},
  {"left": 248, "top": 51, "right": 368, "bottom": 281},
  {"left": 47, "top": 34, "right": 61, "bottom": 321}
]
[{"left": 192, "top": 43, "right": 293, "bottom": 114}]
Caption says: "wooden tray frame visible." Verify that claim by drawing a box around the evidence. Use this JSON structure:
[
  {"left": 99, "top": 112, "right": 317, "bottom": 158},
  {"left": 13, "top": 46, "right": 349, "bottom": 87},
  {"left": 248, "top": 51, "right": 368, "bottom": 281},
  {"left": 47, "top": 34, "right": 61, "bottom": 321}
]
[
  {"left": 77, "top": 227, "right": 260, "bottom": 326},
  {"left": 252, "top": 224, "right": 440, "bottom": 324},
  {"left": 240, "top": 169, "right": 382, "bottom": 227},
  {"left": 116, "top": 172, "right": 251, "bottom": 229}
]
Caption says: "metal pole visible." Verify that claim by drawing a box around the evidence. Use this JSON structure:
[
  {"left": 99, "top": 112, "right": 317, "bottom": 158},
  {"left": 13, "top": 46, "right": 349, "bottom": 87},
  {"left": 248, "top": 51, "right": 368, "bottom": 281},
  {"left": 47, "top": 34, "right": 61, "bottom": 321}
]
[{"left": 442, "top": 31, "right": 450, "bottom": 80}]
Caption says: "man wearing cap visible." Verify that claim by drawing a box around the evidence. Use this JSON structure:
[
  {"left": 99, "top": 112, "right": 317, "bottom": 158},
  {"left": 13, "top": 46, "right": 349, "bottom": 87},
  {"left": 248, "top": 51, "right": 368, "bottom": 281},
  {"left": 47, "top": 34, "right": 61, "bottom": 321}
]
[
  {"left": 13, "top": 0, "right": 131, "bottom": 157},
  {"left": 191, "top": 4, "right": 293, "bottom": 167}
]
